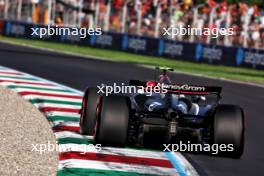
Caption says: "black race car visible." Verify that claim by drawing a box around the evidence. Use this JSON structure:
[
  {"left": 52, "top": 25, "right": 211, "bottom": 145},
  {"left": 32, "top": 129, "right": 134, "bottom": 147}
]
[{"left": 79, "top": 67, "right": 245, "bottom": 158}]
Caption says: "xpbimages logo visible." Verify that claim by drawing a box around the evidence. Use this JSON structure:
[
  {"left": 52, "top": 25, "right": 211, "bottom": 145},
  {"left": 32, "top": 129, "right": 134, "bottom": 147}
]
[
  {"left": 163, "top": 141, "right": 234, "bottom": 155},
  {"left": 97, "top": 83, "right": 168, "bottom": 96},
  {"left": 31, "top": 141, "right": 102, "bottom": 154},
  {"left": 31, "top": 25, "right": 102, "bottom": 38},
  {"left": 163, "top": 25, "right": 234, "bottom": 39}
]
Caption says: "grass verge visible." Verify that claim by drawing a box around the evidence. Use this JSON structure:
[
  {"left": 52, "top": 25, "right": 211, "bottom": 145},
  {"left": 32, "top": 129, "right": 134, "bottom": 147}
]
[{"left": 0, "top": 36, "right": 264, "bottom": 84}]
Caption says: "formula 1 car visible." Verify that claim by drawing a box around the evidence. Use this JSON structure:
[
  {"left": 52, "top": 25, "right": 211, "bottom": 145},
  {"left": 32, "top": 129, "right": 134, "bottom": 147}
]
[{"left": 80, "top": 67, "right": 245, "bottom": 158}]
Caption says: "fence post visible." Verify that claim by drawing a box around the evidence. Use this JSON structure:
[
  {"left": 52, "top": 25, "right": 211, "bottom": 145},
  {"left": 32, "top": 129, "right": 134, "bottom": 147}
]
[
  {"left": 121, "top": 0, "right": 127, "bottom": 33},
  {"left": 190, "top": 7, "right": 198, "bottom": 42},
  {"left": 242, "top": 13, "right": 251, "bottom": 48},
  {"left": 104, "top": 0, "right": 111, "bottom": 31},
  {"left": 4, "top": 0, "right": 9, "bottom": 19},
  {"left": 224, "top": 8, "right": 231, "bottom": 46},
  {"left": 78, "top": 0, "right": 83, "bottom": 27},
  {"left": 154, "top": 3, "right": 161, "bottom": 38},
  {"left": 94, "top": 0, "right": 99, "bottom": 28},
  {"left": 17, "top": 0, "right": 22, "bottom": 20},
  {"left": 207, "top": 6, "right": 218, "bottom": 44}
]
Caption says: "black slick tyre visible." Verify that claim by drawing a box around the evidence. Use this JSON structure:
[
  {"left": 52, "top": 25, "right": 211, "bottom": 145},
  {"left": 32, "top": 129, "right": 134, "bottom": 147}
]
[{"left": 95, "top": 95, "right": 130, "bottom": 146}]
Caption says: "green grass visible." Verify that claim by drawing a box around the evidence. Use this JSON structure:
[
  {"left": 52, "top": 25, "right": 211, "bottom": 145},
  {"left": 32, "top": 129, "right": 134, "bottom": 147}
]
[{"left": 1, "top": 36, "right": 264, "bottom": 84}]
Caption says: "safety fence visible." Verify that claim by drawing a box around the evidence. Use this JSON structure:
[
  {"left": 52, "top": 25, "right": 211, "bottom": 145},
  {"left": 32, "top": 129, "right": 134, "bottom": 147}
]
[{"left": 1, "top": 20, "right": 264, "bottom": 70}]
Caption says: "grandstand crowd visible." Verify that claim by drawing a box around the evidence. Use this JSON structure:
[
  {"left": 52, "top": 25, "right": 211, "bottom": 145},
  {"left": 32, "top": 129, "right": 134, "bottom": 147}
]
[
  {"left": 1, "top": 0, "right": 264, "bottom": 49},
  {"left": 95, "top": 0, "right": 264, "bottom": 49}
]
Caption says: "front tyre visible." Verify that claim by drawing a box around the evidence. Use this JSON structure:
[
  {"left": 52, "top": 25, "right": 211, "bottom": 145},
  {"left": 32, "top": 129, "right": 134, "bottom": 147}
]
[{"left": 213, "top": 105, "right": 245, "bottom": 158}]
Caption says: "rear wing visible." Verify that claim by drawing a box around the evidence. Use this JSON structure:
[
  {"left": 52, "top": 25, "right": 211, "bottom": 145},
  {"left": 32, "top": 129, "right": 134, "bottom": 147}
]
[{"left": 129, "top": 80, "right": 222, "bottom": 95}]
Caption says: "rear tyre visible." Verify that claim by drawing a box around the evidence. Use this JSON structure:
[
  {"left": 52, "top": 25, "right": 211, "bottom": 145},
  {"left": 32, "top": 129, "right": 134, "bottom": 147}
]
[
  {"left": 80, "top": 87, "right": 100, "bottom": 135},
  {"left": 213, "top": 105, "right": 245, "bottom": 158},
  {"left": 95, "top": 95, "right": 130, "bottom": 146}
]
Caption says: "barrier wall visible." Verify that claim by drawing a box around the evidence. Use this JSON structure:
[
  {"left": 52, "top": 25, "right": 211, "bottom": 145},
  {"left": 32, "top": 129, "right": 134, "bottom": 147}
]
[{"left": 2, "top": 20, "right": 264, "bottom": 70}]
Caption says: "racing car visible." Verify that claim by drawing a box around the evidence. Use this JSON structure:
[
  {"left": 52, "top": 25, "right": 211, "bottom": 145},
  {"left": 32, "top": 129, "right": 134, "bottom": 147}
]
[{"left": 79, "top": 67, "right": 245, "bottom": 158}]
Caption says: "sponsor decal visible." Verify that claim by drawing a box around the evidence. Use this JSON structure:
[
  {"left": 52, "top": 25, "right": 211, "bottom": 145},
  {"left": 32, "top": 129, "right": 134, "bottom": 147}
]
[
  {"left": 128, "top": 38, "right": 146, "bottom": 51},
  {"left": 244, "top": 51, "right": 264, "bottom": 67},
  {"left": 160, "top": 83, "right": 206, "bottom": 92},
  {"left": 96, "top": 34, "right": 113, "bottom": 46},
  {"left": 160, "top": 41, "right": 183, "bottom": 56},
  {"left": 202, "top": 47, "right": 222, "bottom": 63},
  {"left": 5, "top": 22, "right": 25, "bottom": 36},
  {"left": 11, "top": 24, "right": 25, "bottom": 36},
  {"left": 195, "top": 44, "right": 222, "bottom": 63},
  {"left": 164, "top": 43, "right": 183, "bottom": 56}
]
